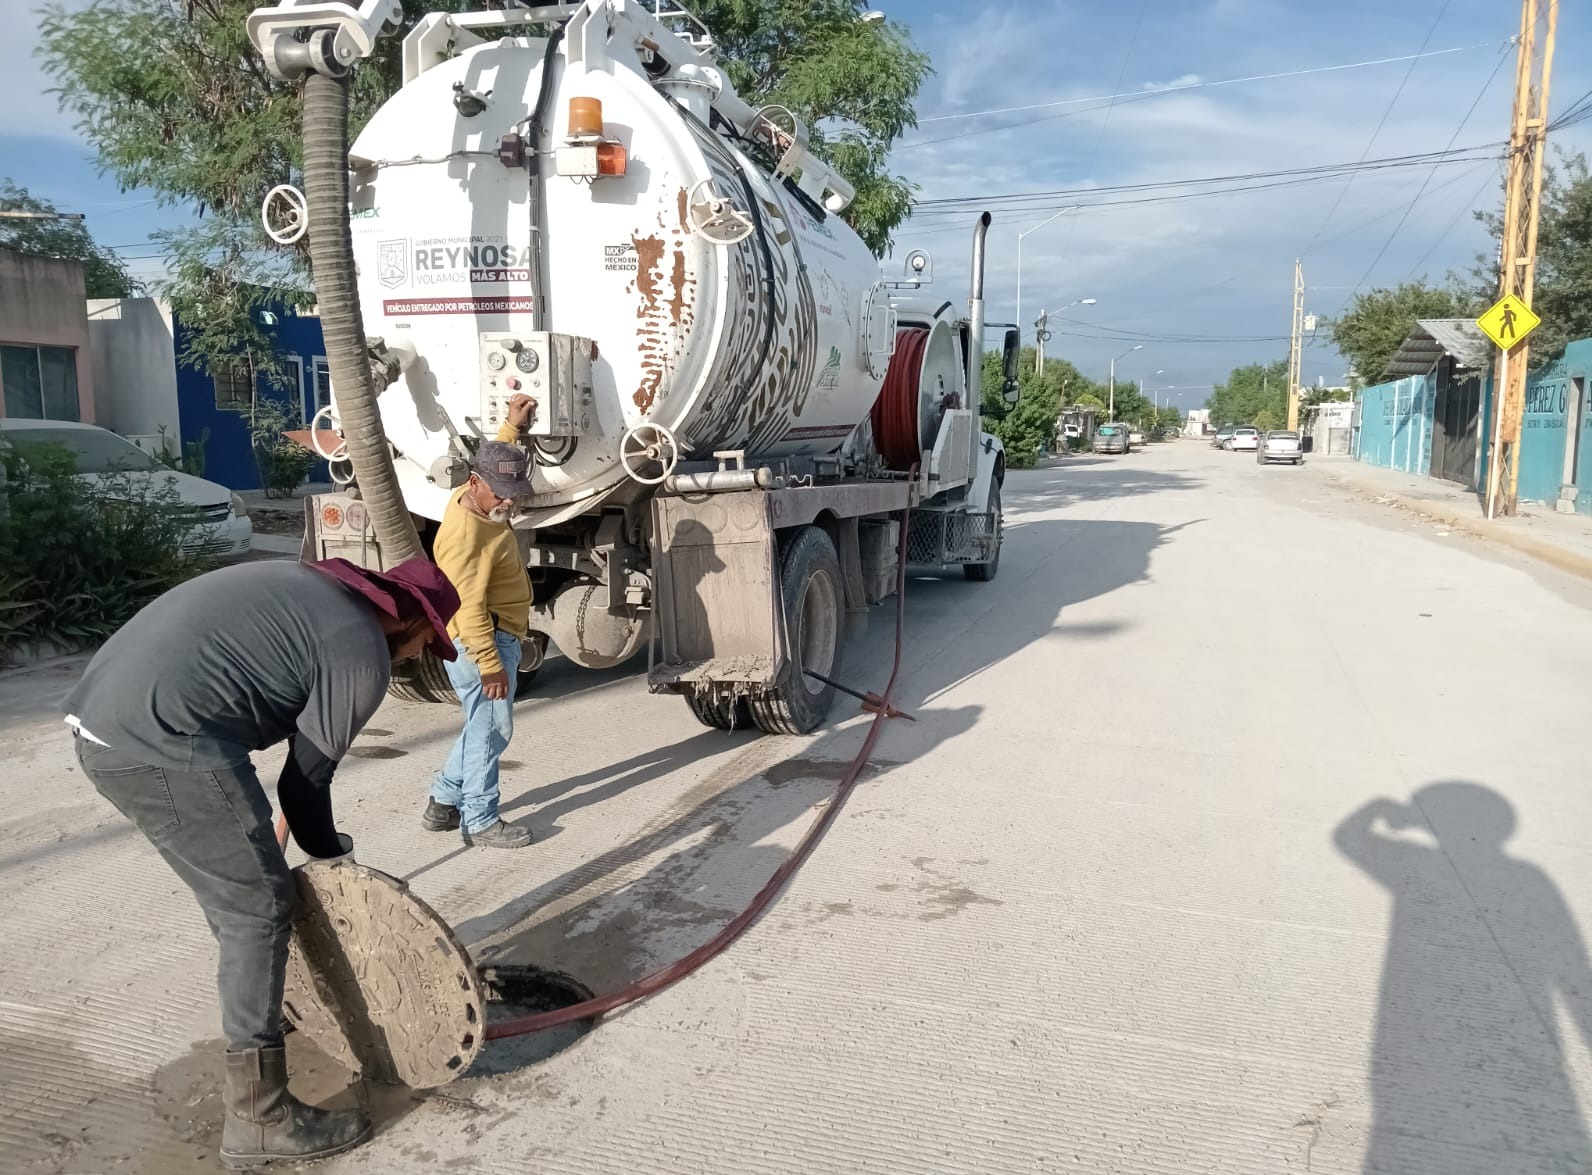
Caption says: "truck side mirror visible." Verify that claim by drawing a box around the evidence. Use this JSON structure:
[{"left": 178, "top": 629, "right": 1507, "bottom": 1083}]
[{"left": 1002, "top": 328, "right": 1021, "bottom": 405}]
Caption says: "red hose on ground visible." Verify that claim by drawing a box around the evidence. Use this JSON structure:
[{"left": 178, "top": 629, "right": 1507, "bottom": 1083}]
[
  {"left": 871, "top": 328, "right": 930, "bottom": 471},
  {"left": 483, "top": 490, "right": 918, "bottom": 1039}
]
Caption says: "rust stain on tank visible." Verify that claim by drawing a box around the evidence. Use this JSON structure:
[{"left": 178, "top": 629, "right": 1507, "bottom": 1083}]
[
  {"left": 668, "top": 248, "right": 688, "bottom": 326},
  {"left": 632, "top": 234, "right": 666, "bottom": 311},
  {"left": 632, "top": 234, "right": 669, "bottom": 412},
  {"left": 677, "top": 187, "right": 690, "bottom": 232}
]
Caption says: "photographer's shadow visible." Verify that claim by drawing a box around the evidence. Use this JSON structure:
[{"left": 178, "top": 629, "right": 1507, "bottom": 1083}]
[{"left": 1334, "top": 783, "right": 1592, "bottom": 1172}]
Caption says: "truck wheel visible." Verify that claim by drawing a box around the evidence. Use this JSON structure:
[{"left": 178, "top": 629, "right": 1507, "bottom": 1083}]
[
  {"left": 749, "top": 526, "right": 842, "bottom": 735},
  {"left": 682, "top": 686, "right": 752, "bottom": 730},
  {"left": 963, "top": 486, "right": 1003, "bottom": 582},
  {"left": 387, "top": 650, "right": 457, "bottom": 704}
]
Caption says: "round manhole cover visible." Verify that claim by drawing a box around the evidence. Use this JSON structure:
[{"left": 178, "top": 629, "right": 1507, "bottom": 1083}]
[{"left": 282, "top": 861, "right": 486, "bottom": 1088}]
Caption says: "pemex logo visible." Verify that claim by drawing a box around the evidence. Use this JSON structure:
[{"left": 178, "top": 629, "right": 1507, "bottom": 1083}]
[{"left": 378, "top": 239, "right": 409, "bottom": 289}]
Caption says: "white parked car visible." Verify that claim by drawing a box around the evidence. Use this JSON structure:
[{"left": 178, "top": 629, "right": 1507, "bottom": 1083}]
[
  {"left": 0, "top": 419, "right": 252, "bottom": 559},
  {"left": 1257, "top": 430, "right": 1303, "bottom": 466},
  {"left": 1128, "top": 429, "right": 1146, "bottom": 449},
  {"left": 1224, "top": 427, "right": 1261, "bottom": 452}
]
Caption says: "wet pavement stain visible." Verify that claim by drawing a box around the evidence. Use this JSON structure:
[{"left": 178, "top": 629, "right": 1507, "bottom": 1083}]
[
  {"left": 347, "top": 745, "right": 408, "bottom": 760},
  {"left": 909, "top": 857, "right": 1003, "bottom": 922}
]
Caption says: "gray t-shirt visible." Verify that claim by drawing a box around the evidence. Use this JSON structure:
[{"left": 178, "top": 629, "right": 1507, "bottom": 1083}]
[{"left": 64, "top": 562, "right": 390, "bottom": 771}]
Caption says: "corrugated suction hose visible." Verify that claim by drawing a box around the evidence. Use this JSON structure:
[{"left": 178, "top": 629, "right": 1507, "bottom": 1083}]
[{"left": 301, "top": 70, "right": 421, "bottom": 563}]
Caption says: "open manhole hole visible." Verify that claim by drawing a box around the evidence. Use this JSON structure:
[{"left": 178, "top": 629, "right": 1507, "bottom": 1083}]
[
  {"left": 479, "top": 963, "right": 597, "bottom": 1025},
  {"left": 472, "top": 964, "right": 598, "bottom": 1074}
]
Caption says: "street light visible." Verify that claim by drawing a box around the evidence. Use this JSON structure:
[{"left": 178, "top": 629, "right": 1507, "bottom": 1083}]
[
  {"left": 1015, "top": 207, "right": 1081, "bottom": 351},
  {"left": 1139, "top": 370, "right": 1165, "bottom": 427},
  {"left": 1108, "top": 345, "right": 1142, "bottom": 422},
  {"left": 1034, "top": 297, "right": 1096, "bottom": 374}
]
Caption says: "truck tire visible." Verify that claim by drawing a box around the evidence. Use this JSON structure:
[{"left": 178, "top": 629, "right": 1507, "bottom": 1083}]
[
  {"left": 387, "top": 650, "right": 456, "bottom": 704},
  {"left": 387, "top": 637, "right": 544, "bottom": 705},
  {"left": 963, "top": 486, "right": 1003, "bottom": 582},
  {"left": 748, "top": 526, "right": 843, "bottom": 735},
  {"left": 682, "top": 686, "right": 752, "bottom": 730}
]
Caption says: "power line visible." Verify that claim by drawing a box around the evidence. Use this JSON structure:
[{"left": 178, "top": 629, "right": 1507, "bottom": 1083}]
[
  {"left": 1350, "top": 39, "right": 1511, "bottom": 290},
  {"left": 913, "top": 41, "right": 1509, "bottom": 127},
  {"left": 905, "top": 144, "right": 1503, "bottom": 224},
  {"left": 1302, "top": 0, "right": 1455, "bottom": 253},
  {"left": 1055, "top": 1, "right": 1147, "bottom": 265},
  {"left": 1402, "top": 161, "right": 1503, "bottom": 281}
]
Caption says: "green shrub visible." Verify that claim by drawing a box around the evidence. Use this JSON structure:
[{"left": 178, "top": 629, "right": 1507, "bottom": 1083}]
[
  {"left": 0, "top": 440, "right": 217, "bottom": 660},
  {"left": 250, "top": 399, "right": 315, "bottom": 498}
]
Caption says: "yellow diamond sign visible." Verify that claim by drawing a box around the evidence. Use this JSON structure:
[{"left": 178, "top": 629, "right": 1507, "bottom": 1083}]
[{"left": 1476, "top": 293, "right": 1540, "bottom": 350}]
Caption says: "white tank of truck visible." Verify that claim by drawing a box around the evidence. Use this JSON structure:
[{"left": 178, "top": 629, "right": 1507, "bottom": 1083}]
[
  {"left": 252, "top": 0, "right": 1016, "bottom": 722},
  {"left": 338, "top": 0, "right": 898, "bottom": 524}
]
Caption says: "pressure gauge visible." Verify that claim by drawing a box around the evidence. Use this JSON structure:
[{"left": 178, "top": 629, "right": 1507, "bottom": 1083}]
[
  {"left": 486, "top": 351, "right": 507, "bottom": 371},
  {"left": 516, "top": 349, "right": 538, "bottom": 374}
]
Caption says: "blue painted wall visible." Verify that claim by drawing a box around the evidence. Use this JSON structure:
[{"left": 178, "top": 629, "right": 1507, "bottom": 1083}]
[
  {"left": 1354, "top": 374, "right": 1434, "bottom": 476},
  {"left": 172, "top": 304, "right": 328, "bottom": 492}
]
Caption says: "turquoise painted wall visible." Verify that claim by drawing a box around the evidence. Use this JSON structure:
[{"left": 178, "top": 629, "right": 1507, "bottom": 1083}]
[
  {"left": 1477, "top": 338, "right": 1592, "bottom": 509},
  {"left": 1353, "top": 374, "right": 1433, "bottom": 476}
]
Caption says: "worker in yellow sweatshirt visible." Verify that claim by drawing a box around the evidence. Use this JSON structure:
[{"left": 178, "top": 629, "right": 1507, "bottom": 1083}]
[{"left": 423, "top": 393, "right": 537, "bottom": 849}]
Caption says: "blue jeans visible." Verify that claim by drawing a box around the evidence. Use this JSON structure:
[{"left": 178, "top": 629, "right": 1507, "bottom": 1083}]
[{"left": 430, "top": 632, "right": 520, "bottom": 834}]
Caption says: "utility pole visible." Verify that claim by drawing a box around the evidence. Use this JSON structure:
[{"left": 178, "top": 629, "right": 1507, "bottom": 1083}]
[
  {"left": 1286, "top": 258, "right": 1304, "bottom": 431},
  {"left": 1486, "top": 0, "right": 1559, "bottom": 519}
]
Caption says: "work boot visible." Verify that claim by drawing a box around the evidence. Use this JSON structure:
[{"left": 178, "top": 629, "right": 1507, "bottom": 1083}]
[
  {"left": 219, "top": 1046, "right": 370, "bottom": 1170},
  {"left": 420, "top": 799, "right": 461, "bottom": 832},
  {"left": 461, "top": 819, "right": 533, "bottom": 849}
]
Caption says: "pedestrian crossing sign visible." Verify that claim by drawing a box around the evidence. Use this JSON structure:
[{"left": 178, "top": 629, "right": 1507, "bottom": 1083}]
[{"left": 1476, "top": 293, "right": 1540, "bottom": 350}]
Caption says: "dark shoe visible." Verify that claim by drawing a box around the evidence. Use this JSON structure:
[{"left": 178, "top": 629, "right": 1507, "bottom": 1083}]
[
  {"left": 462, "top": 819, "right": 533, "bottom": 849},
  {"left": 421, "top": 799, "right": 461, "bottom": 832},
  {"left": 220, "top": 1046, "right": 370, "bottom": 1169}
]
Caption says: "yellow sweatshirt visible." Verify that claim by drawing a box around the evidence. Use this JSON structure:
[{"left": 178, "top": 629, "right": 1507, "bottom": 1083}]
[{"left": 432, "top": 424, "right": 532, "bottom": 675}]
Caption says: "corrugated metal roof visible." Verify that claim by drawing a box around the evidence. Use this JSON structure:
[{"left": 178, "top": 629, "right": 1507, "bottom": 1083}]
[{"left": 1381, "top": 318, "right": 1489, "bottom": 379}]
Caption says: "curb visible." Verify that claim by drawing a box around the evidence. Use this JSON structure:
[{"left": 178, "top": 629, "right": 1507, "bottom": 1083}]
[{"left": 1316, "top": 467, "right": 1592, "bottom": 583}]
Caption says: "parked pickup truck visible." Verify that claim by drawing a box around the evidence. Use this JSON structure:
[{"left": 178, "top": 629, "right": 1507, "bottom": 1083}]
[{"left": 1257, "top": 430, "right": 1303, "bottom": 466}]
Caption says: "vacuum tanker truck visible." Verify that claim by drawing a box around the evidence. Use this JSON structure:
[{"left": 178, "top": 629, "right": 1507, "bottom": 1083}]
[{"left": 249, "top": 0, "right": 1021, "bottom": 734}]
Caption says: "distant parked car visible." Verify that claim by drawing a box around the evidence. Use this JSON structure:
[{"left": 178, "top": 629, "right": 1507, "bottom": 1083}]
[
  {"left": 1093, "top": 424, "right": 1130, "bottom": 454},
  {"left": 1212, "top": 425, "right": 1237, "bottom": 449},
  {"left": 1224, "top": 427, "right": 1260, "bottom": 452},
  {"left": 0, "top": 419, "right": 252, "bottom": 560},
  {"left": 1257, "top": 430, "right": 1303, "bottom": 466},
  {"left": 1128, "top": 429, "right": 1146, "bottom": 449}
]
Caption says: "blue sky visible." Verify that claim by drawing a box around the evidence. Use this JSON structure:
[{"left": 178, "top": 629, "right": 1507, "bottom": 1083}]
[{"left": 2, "top": 0, "right": 1590, "bottom": 406}]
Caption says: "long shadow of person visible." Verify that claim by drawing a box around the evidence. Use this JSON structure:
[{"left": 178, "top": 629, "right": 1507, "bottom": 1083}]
[{"left": 1334, "top": 782, "right": 1592, "bottom": 1173}]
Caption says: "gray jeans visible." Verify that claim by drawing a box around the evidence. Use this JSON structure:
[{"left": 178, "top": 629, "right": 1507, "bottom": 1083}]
[{"left": 75, "top": 737, "right": 293, "bottom": 1051}]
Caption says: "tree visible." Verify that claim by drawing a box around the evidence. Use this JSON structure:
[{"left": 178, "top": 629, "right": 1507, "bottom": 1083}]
[
  {"left": 37, "top": 0, "right": 930, "bottom": 378},
  {"left": 1467, "top": 149, "right": 1592, "bottom": 369},
  {"left": 978, "top": 348, "right": 1111, "bottom": 466},
  {"left": 0, "top": 180, "right": 137, "bottom": 298},
  {"left": 1327, "top": 281, "right": 1471, "bottom": 386},
  {"left": 691, "top": 1, "right": 930, "bottom": 256},
  {"left": 1206, "top": 360, "right": 1288, "bottom": 427}
]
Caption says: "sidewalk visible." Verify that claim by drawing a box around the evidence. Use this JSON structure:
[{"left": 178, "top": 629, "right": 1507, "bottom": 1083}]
[{"left": 1306, "top": 455, "right": 1592, "bottom": 580}]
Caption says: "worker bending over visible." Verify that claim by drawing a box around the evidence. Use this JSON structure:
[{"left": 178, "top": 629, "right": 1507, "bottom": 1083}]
[
  {"left": 423, "top": 392, "right": 538, "bottom": 848},
  {"left": 64, "top": 557, "right": 460, "bottom": 1169}
]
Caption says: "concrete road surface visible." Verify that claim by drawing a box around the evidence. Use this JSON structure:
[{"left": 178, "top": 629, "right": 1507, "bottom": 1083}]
[{"left": 5, "top": 442, "right": 1592, "bottom": 1174}]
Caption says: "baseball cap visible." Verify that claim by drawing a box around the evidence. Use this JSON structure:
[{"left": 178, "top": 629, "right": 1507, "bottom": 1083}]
[
  {"left": 308, "top": 556, "right": 462, "bottom": 662},
  {"left": 472, "top": 441, "right": 533, "bottom": 500}
]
